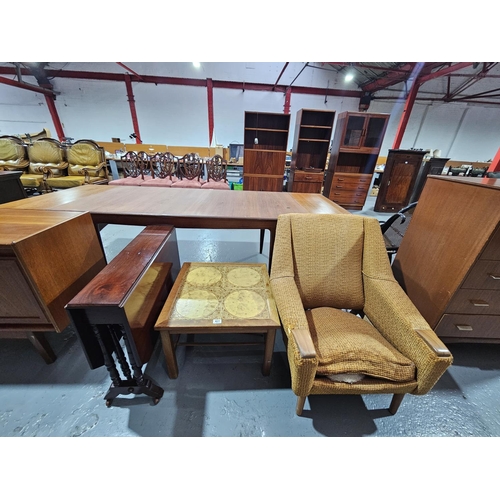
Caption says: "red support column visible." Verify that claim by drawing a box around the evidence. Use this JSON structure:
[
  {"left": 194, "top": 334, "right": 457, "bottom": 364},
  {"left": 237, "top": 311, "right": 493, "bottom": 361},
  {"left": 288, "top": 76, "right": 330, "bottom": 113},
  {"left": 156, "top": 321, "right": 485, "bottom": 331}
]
[
  {"left": 283, "top": 87, "right": 291, "bottom": 114},
  {"left": 124, "top": 74, "right": 142, "bottom": 144},
  {"left": 207, "top": 78, "right": 214, "bottom": 146},
  {"left": 44, "top": 95, "right": 65, "bottom": 141},
  {"left": 487, "top": 147, "right": 500, "bottom": 172},
  {"left": 391, "top": 79, "right": 420, "bottom": 150}
]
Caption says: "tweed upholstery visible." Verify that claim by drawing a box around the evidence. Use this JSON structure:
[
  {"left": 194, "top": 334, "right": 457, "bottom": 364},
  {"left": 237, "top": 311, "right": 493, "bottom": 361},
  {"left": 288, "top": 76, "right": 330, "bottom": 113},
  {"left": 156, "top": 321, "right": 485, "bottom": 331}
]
[
  {"left": 270, "top": 213, "right": 453, "bottom": 403},
  {"left": 306, "top": 307, "right": 415, "bottom": 381}
]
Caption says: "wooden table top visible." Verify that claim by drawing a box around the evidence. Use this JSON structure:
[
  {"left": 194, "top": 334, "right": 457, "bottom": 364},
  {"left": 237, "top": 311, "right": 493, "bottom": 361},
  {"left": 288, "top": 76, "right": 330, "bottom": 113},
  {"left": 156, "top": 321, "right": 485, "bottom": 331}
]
[
  {"left": 1, "top": 184, "right": 348, "bottom": 229},
  {"left": 0, "top": 208, "right": 88, "bottom": 245}
]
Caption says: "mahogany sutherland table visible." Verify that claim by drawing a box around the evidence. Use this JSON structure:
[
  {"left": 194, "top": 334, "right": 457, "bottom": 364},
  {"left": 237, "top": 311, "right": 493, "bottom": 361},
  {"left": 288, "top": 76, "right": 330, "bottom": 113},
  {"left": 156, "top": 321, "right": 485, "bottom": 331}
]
[{"left": 2, "top": 184, "right": 349, "bottom": 268}]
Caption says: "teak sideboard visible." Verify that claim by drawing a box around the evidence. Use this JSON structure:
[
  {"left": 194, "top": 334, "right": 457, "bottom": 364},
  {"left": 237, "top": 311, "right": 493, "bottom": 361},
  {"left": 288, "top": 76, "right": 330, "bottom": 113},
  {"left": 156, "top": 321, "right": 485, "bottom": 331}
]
[
  {"left": 0, "top": 209, "right": 106, "bottom": 362},
  {"left": 392, "top": 176, "right": 500, "bottom": 343}
]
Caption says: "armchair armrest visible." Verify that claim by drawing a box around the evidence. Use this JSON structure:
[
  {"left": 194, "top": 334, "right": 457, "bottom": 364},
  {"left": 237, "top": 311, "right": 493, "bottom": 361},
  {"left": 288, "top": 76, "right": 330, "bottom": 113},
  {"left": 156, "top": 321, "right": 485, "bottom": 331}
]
[
  {"left": 363, "top": 274, "right": 453, "bottom": 395},
  {"left": 290, "top": 328, "right": 316, "bottom": 359},
  {"left": 415, "top": 329, "right": 452, "bottom": 358}
]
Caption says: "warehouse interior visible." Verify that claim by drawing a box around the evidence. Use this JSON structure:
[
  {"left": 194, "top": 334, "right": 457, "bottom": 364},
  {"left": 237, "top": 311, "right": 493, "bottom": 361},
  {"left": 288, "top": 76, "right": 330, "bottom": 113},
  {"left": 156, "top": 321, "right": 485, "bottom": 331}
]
[{"left": 1, "top": 15, "right": 499, "bottom": 497}]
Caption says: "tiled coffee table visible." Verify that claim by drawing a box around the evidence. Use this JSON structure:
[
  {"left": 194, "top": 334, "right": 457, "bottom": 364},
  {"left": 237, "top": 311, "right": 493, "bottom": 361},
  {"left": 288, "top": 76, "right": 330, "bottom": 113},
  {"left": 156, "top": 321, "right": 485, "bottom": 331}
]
[{"left": 155, "top": 262, "right": 280, "bottom": 378}]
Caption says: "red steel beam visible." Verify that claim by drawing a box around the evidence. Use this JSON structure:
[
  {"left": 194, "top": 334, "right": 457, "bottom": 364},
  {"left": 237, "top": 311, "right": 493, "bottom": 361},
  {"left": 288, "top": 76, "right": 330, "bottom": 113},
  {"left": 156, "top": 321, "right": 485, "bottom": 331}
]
[
  {"left": 44, "top": 95, "right": 65, "bottom": 141},
  {"left": 116, "top": 62, "right": 144, "bottom": 81},
  {"left": 487, "top": 147, "right": 500, "bottom": 172},
  {"left": 207, "top": 78, "right": 214, "bottom": 146},
  {"left": 274, "top": 62, "right": 289, "bottom": 89},
  {"left": 283, "top": 87, "right": 291, "bottom": 114},
  {"left": 418, "top": 62, "right": 474, "bottom": 83},
  {"left": 124, "top": 74, "right": 142, "bottom": 144},
  {"left": 392, "top": 78, "right": 421, "bottom": 150},
  {"left": 0, "top": 67, "right": 362, "bottom": 98},
  {"left": 0, "top": 74, "right": 54, "bottom": 96}
]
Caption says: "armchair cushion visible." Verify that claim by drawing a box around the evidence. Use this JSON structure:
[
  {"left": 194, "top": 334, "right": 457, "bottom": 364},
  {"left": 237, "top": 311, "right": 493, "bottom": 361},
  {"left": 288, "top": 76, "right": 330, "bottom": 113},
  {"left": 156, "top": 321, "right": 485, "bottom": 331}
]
[{"left": 307, "top": 307, "right": 416, "bottom": 382}]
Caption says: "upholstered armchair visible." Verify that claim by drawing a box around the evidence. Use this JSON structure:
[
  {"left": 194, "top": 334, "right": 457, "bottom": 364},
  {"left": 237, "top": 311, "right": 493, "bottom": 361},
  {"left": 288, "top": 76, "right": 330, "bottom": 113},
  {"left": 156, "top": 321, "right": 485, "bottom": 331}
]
[
  {"left": 270, "top": 213, "right": 453, "bottom": 416},
  {"left": 22, "top": 138, "right": 68, "bottom": 192},
  {"left": 0, "top": 136, "right": 29, "bottom": 172},
  {"left": 46, "top": 139, "right": 108, "bottom": 189}
]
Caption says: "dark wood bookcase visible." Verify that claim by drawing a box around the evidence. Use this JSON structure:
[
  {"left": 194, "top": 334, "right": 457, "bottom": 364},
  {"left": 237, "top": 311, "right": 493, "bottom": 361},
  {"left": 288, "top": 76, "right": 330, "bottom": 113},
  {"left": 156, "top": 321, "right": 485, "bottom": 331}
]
[
  {"left": 288, "top": 108, "right": 335, "bottom": 193},
  {"left": 323, "top": 111, "right": 389, "bottom": 209},
  {"left": 243, "top": 111, "right": 290, "bottom": 191}
]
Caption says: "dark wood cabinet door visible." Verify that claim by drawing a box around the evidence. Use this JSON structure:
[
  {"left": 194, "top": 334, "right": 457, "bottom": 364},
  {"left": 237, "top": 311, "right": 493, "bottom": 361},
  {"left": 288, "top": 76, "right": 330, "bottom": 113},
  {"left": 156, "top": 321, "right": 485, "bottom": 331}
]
[{"left": 374, "top": 150, "right": 426, "bottom": 212}]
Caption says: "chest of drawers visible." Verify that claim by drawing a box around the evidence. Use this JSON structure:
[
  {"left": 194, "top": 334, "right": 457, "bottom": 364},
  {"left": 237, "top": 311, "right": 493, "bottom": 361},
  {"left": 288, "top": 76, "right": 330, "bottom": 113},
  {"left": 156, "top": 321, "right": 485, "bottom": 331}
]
[{"left": 392, "top": 176, "right": 500, "bottom": 343}]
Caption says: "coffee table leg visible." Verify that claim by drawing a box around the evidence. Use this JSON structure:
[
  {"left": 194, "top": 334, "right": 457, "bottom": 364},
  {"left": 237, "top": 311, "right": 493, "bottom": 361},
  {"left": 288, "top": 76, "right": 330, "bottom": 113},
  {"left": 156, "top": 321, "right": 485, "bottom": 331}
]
[
  {"left": 160, "top": 330, "right": 179, "bottom": 379},
  {"left": 262, "top": 328, "right": 276, "bottom": 376}
]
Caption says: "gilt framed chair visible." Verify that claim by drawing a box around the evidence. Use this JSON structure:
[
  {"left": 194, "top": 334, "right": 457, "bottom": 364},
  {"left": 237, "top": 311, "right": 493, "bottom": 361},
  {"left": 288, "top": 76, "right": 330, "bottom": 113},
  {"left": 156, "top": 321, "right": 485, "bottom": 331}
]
[
  {"left": 269, "top": 213, "right": 453, "bottom": 416},
  {"left": 46, "top": 139, "right": 109, "bottom": 190},
  {"left": 22, "top": 138, "right": 68, "bottom": 193},
  {"left": 141, "top": 152, "right": 178, "bottom": 187},
  {"left": 201, "top": 154, "right": 230, "bottom": 189},
  {"left": 0, "top": 135, "right": 29, "bottom": 172},
  {"left": 170, "top": 153, "right": 205, "bottom": 188}
]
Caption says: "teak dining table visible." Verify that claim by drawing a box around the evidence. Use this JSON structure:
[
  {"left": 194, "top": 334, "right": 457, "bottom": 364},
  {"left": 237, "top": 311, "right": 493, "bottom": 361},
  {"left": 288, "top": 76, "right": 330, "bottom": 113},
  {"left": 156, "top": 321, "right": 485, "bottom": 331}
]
[{"left": 3, "top": 184, "right": 349, "bottom": 267}]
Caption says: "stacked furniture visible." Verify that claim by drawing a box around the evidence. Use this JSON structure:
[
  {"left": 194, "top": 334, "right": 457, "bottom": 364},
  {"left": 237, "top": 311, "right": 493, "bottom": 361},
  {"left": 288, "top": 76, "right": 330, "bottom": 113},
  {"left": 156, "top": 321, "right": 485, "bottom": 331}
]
[
  {"left": 392, "top": 176, "right": 500, "bottom": 343},
  {"left": 323, "top": 111, "right": 389, "bottom": 209},
  {"left": 243, "top": 111, "right": 290, "bottom": 192},
  {"left": 410, "top": 155, "right": 450, "bottom": 203},
  {"left": 288, "top": 108, "right": 335, "bottom": 193}
]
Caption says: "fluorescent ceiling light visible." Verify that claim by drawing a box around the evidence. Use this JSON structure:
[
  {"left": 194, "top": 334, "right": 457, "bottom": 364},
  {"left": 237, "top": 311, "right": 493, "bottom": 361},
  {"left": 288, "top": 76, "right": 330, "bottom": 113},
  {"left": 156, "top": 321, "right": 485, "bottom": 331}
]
[
  {"left": 193, "top": 62, "right": 201, "bottom": 68},
  {"left": 345, "top": 73, "right": 354, "bottom": 82}
]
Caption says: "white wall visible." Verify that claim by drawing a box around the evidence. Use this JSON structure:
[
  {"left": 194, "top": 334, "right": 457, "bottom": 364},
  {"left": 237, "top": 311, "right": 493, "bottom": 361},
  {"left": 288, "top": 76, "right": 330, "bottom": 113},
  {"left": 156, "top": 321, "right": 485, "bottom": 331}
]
[{"left": 1, "top": 62, "right": 499, "bottom": 162}]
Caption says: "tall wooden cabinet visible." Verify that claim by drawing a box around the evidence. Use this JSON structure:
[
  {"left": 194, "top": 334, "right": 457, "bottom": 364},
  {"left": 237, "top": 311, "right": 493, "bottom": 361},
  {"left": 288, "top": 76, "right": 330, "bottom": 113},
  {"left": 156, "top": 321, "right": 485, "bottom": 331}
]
[
  {"left": 374, "top": 149, "right": 426, "bottom": 212},
  {"left": 287, "top": 109, "right": 335, "bottom": 193},
  {"left": 392, "top": 176, "right": 500, "bottom": 343},
  {"left": 323, "top": 111, "right": 389, "bottom": 209},
  {"left": 243, "top": 111, "right": 290, "bottom": 191}
]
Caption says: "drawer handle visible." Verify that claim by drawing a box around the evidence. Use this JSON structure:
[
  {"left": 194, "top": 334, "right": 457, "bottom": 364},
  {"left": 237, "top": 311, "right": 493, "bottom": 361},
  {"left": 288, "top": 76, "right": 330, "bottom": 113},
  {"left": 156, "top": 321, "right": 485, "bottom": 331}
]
[
  {"left": 470, "top": 299, "right": 489, "bottom": 307},
  {"left": 335, "top": 185, "right": 343, "bottom": 188},
  {"left": 489, "top": 274, "right": 500, "bottom": 280},
  {"left": 305, "top": 176, "right": 312, "bottom": 180},
  {"left": 455, "top": 324, "right": 473, "bottom": 331}
]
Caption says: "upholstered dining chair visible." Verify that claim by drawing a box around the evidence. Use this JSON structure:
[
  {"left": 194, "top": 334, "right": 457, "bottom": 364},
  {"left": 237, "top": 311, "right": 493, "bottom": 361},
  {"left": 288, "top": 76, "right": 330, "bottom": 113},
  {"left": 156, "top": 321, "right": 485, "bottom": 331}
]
[
  {"left": 269, "top": 213, "right": 453, "bottom": 416},
  {"left": 108, "top": 151, "right": 152, "bottom": 185},
  {"left": 0, "top": 135, "right": 29, "bottom": 172},
  {"left": 46, "top": 139, "right": 109, "bottom": 189},
  {"left": 22, "top": 138, "right": 68, "bottom": 193},
  {"left": 201, "top": 154, "right": 230, "bottom": 189},
  {"left": 170, "top": 152, "right": 205, "bottom": 188},
  {"left": 141, "top": 152, "right": 178, "bottom": 187}
]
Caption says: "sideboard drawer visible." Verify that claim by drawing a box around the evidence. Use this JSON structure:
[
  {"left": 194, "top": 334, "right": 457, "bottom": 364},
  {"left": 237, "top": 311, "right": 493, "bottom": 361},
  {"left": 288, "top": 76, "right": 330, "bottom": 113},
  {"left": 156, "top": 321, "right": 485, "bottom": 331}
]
[
  {"left": 446, "top": 289, "right": 500, "bottom": 315},
  {"left": 461, "top": 260, "right": 500, "bottom": 290},
  {"left": 435, "top": 314, "right": 500, "bottom": 340},
  {"left": 293, "top": 170, "right": 323, "bottom": 183}
]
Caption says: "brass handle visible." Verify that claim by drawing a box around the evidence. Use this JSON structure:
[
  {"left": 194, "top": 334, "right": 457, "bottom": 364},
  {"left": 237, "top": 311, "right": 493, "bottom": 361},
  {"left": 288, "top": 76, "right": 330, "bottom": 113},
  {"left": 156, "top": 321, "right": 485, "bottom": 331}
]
[
  {"left": 489, "top": 274, "right": 500, "bottom": 280},
  {"left": 470, "top": 299, "right": 489, "bottom": 307},
  {"left": 305, "top": 176, "right": 312, "bottom": 180},
  {"left": 455, "top": 324, "right": 473, "bottom": 331},
  {"left": 335, "top": 185, "right": 343, "bottom": 188}
]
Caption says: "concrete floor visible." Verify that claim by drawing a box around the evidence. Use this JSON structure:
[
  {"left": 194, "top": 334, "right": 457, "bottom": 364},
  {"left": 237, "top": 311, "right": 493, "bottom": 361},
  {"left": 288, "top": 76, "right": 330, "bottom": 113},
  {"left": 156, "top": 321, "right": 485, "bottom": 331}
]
[{"left": 1, "top": 197, "right": 500, "bottom": 439}]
